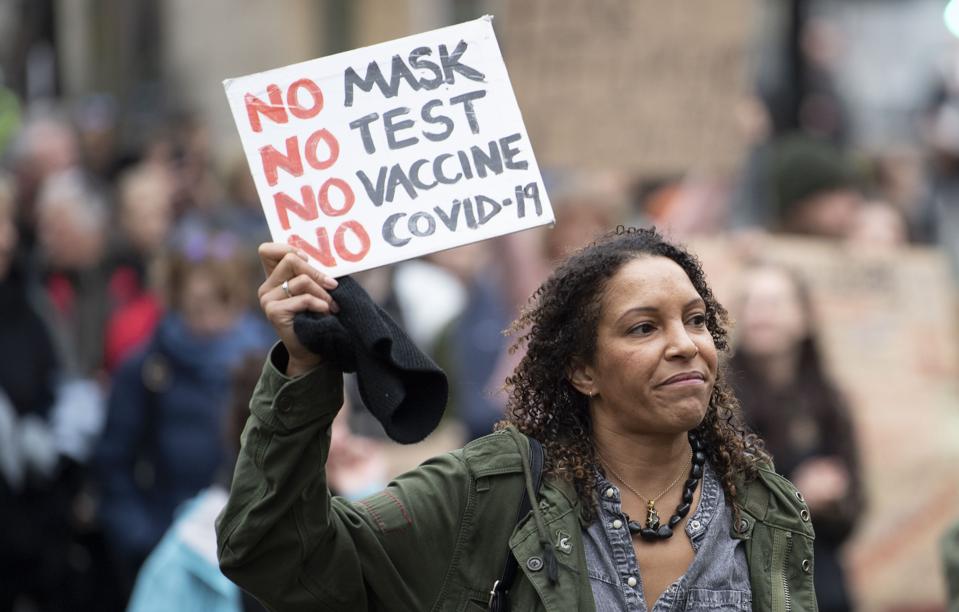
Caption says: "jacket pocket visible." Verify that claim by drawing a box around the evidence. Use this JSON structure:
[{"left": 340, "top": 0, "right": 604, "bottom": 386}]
[{"left": 684, "top": 588, "right": 752, "bottom": 610}]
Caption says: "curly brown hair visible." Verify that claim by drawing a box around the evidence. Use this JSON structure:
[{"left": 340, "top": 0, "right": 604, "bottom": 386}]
[{"left": 498, "top": 226, "right": 768, "bottom": 518}]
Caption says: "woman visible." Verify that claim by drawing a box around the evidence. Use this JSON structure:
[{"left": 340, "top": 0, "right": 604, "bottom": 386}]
[
  {"left": 729, "top": 264, "right": 863, "bottom": 612},
  {"left": 95, "top": 229, "right": 273, "bottom": 600},
  {"left": 217, "top": 227, "right": 816, "bottom": 611}
]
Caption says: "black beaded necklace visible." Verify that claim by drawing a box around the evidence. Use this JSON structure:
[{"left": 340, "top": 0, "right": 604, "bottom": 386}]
[{"left": 603, "top": 431, "right": 707, "bottom": 541}]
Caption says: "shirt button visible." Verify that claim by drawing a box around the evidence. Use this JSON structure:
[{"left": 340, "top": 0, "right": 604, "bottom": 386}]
[
  {"left": 689, "top": 519, "right": 701, "bottom": 530},
  {"left": 627, "top": 576, "right": 638, "bottom": 587},
  {"left": 612, "top": 519, "right": 623, "bottom": 529},
  {"left": 277, "top": 397, "right": 292, "bottom": 413},
  {"left": 605, "top": 487, "right": 616, "bottom": 498}
]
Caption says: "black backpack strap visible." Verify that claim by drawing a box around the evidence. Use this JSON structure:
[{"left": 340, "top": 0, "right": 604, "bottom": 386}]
[{"left": 488, "top": 437, "right": 544, "bottom": 612}]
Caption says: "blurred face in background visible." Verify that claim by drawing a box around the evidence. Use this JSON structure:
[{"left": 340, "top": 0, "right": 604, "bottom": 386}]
[
  {"left": 736, "top": 267, "right": 808, "bottom": 359},
  {"left": 179, "top": 267, "right": 242, "bottom": 338},
  {"left": 36, "top": 173, "right": 107, "bottom": 271},
  {"left": 783, "top": 188, "right": 863, "bottom": 239},
  {"left": 119, "top": 166, "right": 175, "bottom": 256}
]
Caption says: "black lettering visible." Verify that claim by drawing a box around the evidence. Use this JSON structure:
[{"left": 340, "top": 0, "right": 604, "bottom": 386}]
[
  {"left": 388, "top": 54, "right": 423, "bottom": 97},
  {"left": 382, "top": 213, "right": 410, "bottom": 247},
  {"left": 457, "top": 150, "right": 474, "bottom": 180},
  {"left": 463, "top": 197, "right": 478, "bottom": 229},
  {"left": 475, "top": 194, "right": 502, "bottom": 224},
  {"left": 501, "top": 133, "right": 528, "bottom": 170},
  {"left": 421, "top": 99, "right": 454, "bottom": 142},
  {"left": 439, "top": 40, "right": 486, "bottom": 84},
  {"left": 433, "top": 153, "right": 462, "bottom": 185},
  {"left": 348, "top": 112, "right": 380, "bottom": 154},
  {"left": 408, "top": 211, "right": 436, "bottom": 237},
  {"left": 409, "top": 159, "right": 437, "bottom": 191},
  {"left": 409, "top": 47, "right": 443, "bottom": 89},
  {"left": 383, "top": 107, "right": 418, "bottom": 150},
  {"left": 470, "top": 140, "right": 503, "bottom": 178},
  {"left": 344, "top": 61, "right": 390, "bottom": 106},
  {"left": 385, "top": 164, "right": 418, "bottom": 203},
  {"left": 355, "top": 166, "right": 388, "bottom": 207},
  {"left": 449, "top": 90, "right": 486, "bottom": 134},
  {"left": 434, "top": 200, "right": 462, "bottom": 231},
  {"left": 525, "top": 182, "right": 543, "bottom": 216}
]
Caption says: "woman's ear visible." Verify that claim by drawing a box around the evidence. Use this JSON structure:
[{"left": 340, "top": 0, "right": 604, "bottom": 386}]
[{"left": 567, "top": 357, "right": 596, "bottom": 397}]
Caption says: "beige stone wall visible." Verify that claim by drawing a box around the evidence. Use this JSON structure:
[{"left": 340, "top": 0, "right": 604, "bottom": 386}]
[{"left": 497, "top": 0, "right": 756, "bottom": 177}]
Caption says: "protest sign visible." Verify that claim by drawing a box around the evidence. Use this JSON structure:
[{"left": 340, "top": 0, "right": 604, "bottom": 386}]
[{"left": 224, "top": 16, "right": 553, "bottom": 277}]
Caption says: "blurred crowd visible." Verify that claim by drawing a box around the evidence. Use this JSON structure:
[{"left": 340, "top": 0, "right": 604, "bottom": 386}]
[{"left": 1, "top": 5, "right": 959, "bottom": 612}]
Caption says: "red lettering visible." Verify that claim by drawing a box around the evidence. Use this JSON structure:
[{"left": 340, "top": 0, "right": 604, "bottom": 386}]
[
  {"left": 274, "top": 186, "right": 317, "bottom": 230},
  {"left": 260, "top": 136, "right": 303, "bottom": 187},
  {"left": 245, "top": 84, "right": 287, "bottom": 133},
  {"left": 288, "top": 230, "right": 336, "bottom": 267},
  {"left": 318, "top": 178, "right": 354, "bottom": 217},
  {"left": 287, "top": 79, "right": 324, "bottom": 119},
  {"left": 305, "top": 129, "right": 339, "bottom": 170},
  {"left": 333, "top": 221, "right": 371, "bottom": 262}
]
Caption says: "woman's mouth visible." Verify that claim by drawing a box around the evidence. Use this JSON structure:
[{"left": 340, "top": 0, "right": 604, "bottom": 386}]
[{"left": 658, "top": 371, "right": 706, "bottom": 387}]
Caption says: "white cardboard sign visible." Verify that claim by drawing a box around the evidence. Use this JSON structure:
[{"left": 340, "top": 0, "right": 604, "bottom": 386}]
[{"left": 224, "top": 16, "right": 554, "bottom": 277}]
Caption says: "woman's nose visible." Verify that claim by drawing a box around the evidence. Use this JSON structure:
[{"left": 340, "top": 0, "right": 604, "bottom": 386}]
[{"left": 664, "top": 323, "right": 699, "bottom": 360}]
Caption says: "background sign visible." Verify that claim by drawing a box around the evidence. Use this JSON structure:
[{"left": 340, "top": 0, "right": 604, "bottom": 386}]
[
  {"left": 225, "top": 16, "right": 554, "bottom": 277},
  {"left": 499, "top": 0, "right": 755, "bottom": 177}
]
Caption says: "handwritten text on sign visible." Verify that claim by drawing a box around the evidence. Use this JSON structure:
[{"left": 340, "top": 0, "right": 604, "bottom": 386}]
[{"left": 224, "top": 16, "right": 554, "bottom": 276}]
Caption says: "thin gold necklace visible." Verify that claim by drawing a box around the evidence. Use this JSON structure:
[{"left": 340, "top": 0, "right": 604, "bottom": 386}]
[{"left": 598, "top": 448, "right": 692, "bottom": 531}]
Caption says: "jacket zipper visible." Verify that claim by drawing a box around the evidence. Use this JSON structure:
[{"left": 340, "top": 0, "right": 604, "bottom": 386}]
[
  {"left": 782, "top": 533, "right": 793, "bottom": 612},
  {"left": 771, "top": 530, "right": 793, "bottom": 612}
]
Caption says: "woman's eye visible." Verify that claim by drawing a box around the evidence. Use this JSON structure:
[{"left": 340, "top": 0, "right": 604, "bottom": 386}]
[
  {"left": 688, "top": 314, "right": 707, "bottom": 327},
  {"left": 629, "top": 323, "right": 656, "bottom": 335}
]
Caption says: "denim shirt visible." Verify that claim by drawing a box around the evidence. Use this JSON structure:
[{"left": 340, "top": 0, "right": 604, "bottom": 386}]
[{"left": 584, "top": 462, "right": 752, "bottom": 611}]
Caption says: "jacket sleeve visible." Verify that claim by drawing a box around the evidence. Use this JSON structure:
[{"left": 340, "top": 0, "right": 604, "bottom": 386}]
[{"left": 216, "top": 343, "right": 471, "bottom": 612}]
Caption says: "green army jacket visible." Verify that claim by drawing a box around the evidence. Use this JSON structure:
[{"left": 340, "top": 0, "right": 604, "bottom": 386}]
[{"left": 216, "top": 348, "right": 818, "bottom": 611}]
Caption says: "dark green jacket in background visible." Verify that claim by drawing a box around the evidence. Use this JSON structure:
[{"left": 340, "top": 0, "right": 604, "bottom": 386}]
[{"left": 216, "top": 346, "right": 818, "bottom": 611}]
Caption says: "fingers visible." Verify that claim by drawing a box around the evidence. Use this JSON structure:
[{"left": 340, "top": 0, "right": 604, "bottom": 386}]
[
  {"left": 258, "top": 242, "right": 293, "bottom": 278},
  {"left": 258, "top": 244, "right": 338, "bottom": 295},
  {"left": 259, "top": 273, "right": 340, "bottom": 313},
  {"left": 263, "top": 293, "right": 335, "bottom": 324},
  {"left": 258, "top": 243, "right": 338, "bottom": 289}
]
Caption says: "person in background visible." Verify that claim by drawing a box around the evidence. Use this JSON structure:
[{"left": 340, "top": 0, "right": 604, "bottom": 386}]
[
  {"left": 848, "top": 200, "right": 909, "bottom": 249},
  {"left": 769, "top": 134, "right": 863, "bottom": 239},
  {"left": 8, "top": 112, "right": 81, "bottom": 251},
  {"left": 0, "top": 171, "right": 65, "bottom": 612},
  {"left": 103, "top": 163, "right": 176, "bottom": 371},
  {"left": 94, "top": 227, "right": 273, "bottom": 603},
  {"left": 34, "top": 168, "right": 115, "bottom": 378},
  {"left": 729, "top": 263, "right": 864, "bottom": 612},
  {"left": 126, "top": 354, "right": 267, "bottom": 612},
  {"left": 127, "top": 354, "right": 386, "bottom": 612}
]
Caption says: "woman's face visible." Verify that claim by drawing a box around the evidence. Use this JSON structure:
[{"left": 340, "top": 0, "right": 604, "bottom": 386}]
[
  {"left": 736, "top": 267, "right": 807, "bottom": 358},
  {"left": 180, "top": 270, "right": 240, "bottom": 337},
  {"left": 573, "top": 256, "right": 718, "bottom": 436}
]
